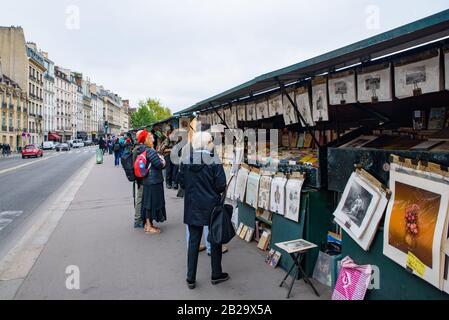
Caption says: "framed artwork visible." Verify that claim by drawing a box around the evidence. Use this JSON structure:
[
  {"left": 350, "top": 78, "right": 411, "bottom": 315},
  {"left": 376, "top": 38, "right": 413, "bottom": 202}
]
[
  {"left": 245, "top": 228, "right": 255, "bottom": 242},
  {"left": 265, "top": 249, "right": 276, "bottom": 264},
  {"left": 223, "top": 164, "right": 232, "bottom": 184},
  {"left": 234, "top": 165, "right": 250, "bottom": 202},
  {"left": 282, "top": 92, "right": 299, "bottom": 125},
  {"left": 383, "top": 165, "right": 449, "bottom": 289},
  {"left": 246, "top": 103, "right": 257, "bottom": 121},
  {"left": 394, "top": 50, "right": 442, "bottom": 99},
  {"left": 276, "top": 239, "right": 317, "bottom": 254},
  {"left": 284, "top": 178, "right": 305, "bottom": 222},
  {"left": 357, "top": 63, "right": 392, "bottom": 103},
  {"left": 312, "top": 77, "right": 329, "bottom": 122},
  {"left": 224, "top": 107, "right": 232, "bottom": 128},
  {"left": 258, "top": 175, "right": 273, "bottom": 210},
  {"left": 256, "top": 99, "right": 270, "bottom": 120},
  {"left": 334, "top": 172, "right": 389, "bottom": 251},
  {"left": 231, "top": 106, "right": 238, "bottom": 128},
  {"left": 333, "top": 173, "right": 381, "bottom": 239},
  {"left": 295, "top": 87, "right": 315, "bottom": 127},
  {"left": 269, "top": 251, "right": 282, "bottom": 268},
  {"left": 237, "top": 104, "right": 246, "bottom": 121},
  {"left": 270, "top": 176, "right": 288, "bottom": 215},
  {"left": 329, "top": 71, "right": 357, "bottom": 105},
  {"left": 245, "top": 171, "right": 261, "bottom": 209},
  {"left": 268, "top": 94, "right": 284, "bottom": 117}
]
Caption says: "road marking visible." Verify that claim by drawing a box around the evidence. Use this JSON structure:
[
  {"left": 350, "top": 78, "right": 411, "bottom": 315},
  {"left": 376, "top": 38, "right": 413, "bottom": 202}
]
[
  {"left": 0, "top": 212, "right": 23, "bottom": 232},
  {"left": 0, "top": 158, "right": 95, "bottom": 282},
  {"left": 0, "top": 154, "right": 61, "bottom": 176}
]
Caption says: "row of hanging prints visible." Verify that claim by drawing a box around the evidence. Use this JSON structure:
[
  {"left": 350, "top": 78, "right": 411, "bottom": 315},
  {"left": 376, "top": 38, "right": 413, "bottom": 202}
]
[{"left": 195, "top": 48, "right": 449, "bottom": 128}]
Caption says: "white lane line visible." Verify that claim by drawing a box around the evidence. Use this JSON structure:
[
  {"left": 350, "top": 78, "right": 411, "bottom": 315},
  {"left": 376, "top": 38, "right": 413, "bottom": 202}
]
[
  {"left": 0, "top": 212, "right": 23, "bottom": 232},
  {"left": 0, "top": 154, "right": 62, "bottom": 176}
]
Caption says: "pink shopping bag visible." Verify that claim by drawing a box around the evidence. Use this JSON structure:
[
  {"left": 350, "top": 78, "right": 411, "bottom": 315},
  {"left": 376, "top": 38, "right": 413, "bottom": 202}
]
[{"left": 332, "top": 256, "right": 372, "bottom": 300}]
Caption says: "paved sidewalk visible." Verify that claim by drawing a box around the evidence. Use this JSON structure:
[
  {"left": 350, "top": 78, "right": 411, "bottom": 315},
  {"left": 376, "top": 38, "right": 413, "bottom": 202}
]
[{"left": 14, "top": 154, "right": 331, "bottom": 300}]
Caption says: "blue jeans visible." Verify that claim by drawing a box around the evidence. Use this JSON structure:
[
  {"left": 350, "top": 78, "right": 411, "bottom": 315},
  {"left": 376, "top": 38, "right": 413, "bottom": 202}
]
[
  {"left": 186, "top": 225, "right": 211, "bottom": 254},
  {"left": 114, "top": 151, "right": 121, "bottom": 166}
]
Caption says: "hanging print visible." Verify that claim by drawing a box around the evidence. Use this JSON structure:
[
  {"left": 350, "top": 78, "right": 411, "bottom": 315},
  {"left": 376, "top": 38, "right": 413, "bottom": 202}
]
[
  {"left": 295, "top": 86, "right": 315, "bottom": 127},
  {"left": 256, "top": 99, "right": 270, "bottom": 120},
  {"left": 394, "top": 49, "right": 442, "bottom": 99},
  {"left": 284, "top": 177, "right": 305, "bottom": 222},
  {"left": 234, "top": 165, "right": 250, "bottom": 202},
  {"left": 270, "top": 175, "right": 288, "bottom": 216},
  {"left": 268, "top": 94, "right": 284, "bottom": 117},
  {"left": 312, "top": 77, "right": 329, "bottom": 122},
  {"left": 246, "top": 102, "right": 257, "bottom": 121},
  {"left": 237, "top": 104, "right": 246, "bottom": 121},
  {"left": 357, "top": 63, "right": 392, "bottom": 103},
  {"left": 245, "top": 171, "right": 261, "bottom": 209},
  {"left": 328, "top": 70, "right": 357, "bottom": 105},
  {"left": 258, "top": 175, "right": 273, "bottom": 211},
  {"left": 282, "top": 92, "right": 299, "bottom": 125}
]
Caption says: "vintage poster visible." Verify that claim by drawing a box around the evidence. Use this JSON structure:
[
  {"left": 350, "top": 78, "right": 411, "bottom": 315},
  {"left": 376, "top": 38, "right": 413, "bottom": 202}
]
[
  {"left": 357, "top": 63, "right": 393, "bottom": 103},
  {"left": 383, "top": 165, "right": 449, "bottom": 289},
  {"left": 295, "top": 87, "right": 315, "bottom": 127},
  {"left": 328, "top": 71, "right": 357, "bottom": 105},
  {"left": 268, "top": 94, "right": 284, "bottom": 117},
  {"left": 258, "top": 175, "right": 273, "bottom": 211},
  {"left": 270, "top": 176, "right": 288, "bottom": 215},
  {"left": 284, "top": 178, "right": 305, "bottom": 222},
  {"left": 245, "top": 171, "right": 261, "bottom": 209},
  {"left": 333, "top": 173, "right": 381, "bottom": 239},
  {"left": 394, "top": 51, "right": 441, "bottom": 99},
  {"left": 282, "top": 92, "right": 299, "bottom": 125},
  {"left": 312, "top": 77, "right": 329, "bottom": 122}
]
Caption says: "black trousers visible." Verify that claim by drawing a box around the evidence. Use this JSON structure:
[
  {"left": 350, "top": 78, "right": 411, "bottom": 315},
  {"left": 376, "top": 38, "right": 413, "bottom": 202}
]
[
  {"left": 165, "top": 155, "right": 179, "bottom": 186},
  {"left": 187, "top": 225, "right": 222, "bottom": 282}
]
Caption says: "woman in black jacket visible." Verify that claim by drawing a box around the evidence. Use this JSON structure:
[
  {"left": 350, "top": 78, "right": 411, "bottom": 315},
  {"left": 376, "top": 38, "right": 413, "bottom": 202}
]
[
  {"left": 137, "top": 129, "right": 167, "bottom": 234},
  {"left": 178, "top": 131, "right": 229, "bottom": 289}
]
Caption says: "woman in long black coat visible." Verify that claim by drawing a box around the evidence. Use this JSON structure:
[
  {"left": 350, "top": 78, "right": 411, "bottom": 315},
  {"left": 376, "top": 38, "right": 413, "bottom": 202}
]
[{"left": 178, "top": 131, "right": 229, "bottom": 289}]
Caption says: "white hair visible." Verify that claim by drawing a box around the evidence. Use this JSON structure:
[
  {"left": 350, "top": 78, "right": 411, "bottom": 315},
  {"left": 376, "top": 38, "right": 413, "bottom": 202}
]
[{"left": 191, "top": 132, "right": 213, "bottom": 151}]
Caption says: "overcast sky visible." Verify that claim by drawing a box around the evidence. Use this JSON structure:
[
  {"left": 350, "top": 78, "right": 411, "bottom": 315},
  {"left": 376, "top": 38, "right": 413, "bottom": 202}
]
[{"left": 1, "top": 0, "right": 448, "bottom": 112}]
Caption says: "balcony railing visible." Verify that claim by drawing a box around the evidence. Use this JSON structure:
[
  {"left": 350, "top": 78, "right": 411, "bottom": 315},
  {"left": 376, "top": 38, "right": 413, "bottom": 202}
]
[
  {"left": 9, "top": 127, "right": 14, "bottom": 132},
  {"left": 2, "top": 125, "right": 7, "bottom": 131},
  {"left": 1, "top": 102, "right": 6, "bottom": 109},
  {"left": 9, "top": 104, "right": 14, "bottom": 109}
]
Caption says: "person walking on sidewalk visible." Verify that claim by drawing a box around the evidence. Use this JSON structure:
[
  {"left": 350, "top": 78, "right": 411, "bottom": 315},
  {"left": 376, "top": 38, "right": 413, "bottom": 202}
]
[
  {"left": 178, "top": 131, "right": 229, "bottom": 290},
  {"left": 139, "top": 129, "right": 167, "bottom": 234}
]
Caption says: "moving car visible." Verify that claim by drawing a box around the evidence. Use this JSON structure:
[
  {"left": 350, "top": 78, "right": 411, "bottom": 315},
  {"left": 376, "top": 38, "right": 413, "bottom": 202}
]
[
  {"left": 42, "top": 141, "right": 56, "bottom": 150},
  {"left": 56, "top": 143, "right": 70, "bottom": 152},
  {"left": 22, "top": 144, "right": 43, "bottom": 159}
]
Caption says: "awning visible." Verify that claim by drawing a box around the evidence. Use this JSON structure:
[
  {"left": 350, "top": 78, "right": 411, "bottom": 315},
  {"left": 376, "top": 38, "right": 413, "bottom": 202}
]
[{"left": 48, "top": 132, "right": 61, "bottom": 141}]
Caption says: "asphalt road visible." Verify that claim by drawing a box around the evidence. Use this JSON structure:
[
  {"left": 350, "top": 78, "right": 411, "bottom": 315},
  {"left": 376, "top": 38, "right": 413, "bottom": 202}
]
[{"left": 0, "top": 147, "right": 99, "bottom": 253}]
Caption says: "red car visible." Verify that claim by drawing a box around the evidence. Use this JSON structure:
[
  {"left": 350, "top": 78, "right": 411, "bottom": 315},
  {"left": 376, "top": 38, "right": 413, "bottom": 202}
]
[{"left": 22, "top": 144, "right": 43, "bottom": 159}]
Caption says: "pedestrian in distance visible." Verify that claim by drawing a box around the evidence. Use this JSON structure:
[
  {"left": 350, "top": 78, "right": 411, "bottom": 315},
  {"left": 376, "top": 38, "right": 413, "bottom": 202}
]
[
  {"left": 113, "top": 138, "right": 122, "bottom": 167},
  {"left": 178, "top": 131, "right": 229, "bottom": 290},
  {"left": 137, "top": 129, "right": 167, "bottom": 235}
]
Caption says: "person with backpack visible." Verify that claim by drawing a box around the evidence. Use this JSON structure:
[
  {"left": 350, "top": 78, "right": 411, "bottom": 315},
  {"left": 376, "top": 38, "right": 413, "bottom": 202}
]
[
  {"left": 113, "top": 138, "right": 122, "bottom": 167},
  {"left": 135, "top": 129, "right": 167, "bottom": 234}
]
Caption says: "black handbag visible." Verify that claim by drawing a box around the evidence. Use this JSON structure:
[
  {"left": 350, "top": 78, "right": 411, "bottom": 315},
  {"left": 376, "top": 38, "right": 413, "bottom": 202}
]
[{"left": 208, "top": 176, "right": 236, "bottom": 245}]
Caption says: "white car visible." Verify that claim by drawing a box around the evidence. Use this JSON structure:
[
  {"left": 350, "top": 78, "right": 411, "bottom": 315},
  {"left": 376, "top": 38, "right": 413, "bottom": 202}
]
[
  {"left": 72, "top": 139, "right": 85, "bottom": 148},
  {"left": 42, "top": 141, "right": 56, "bottom": 150}
]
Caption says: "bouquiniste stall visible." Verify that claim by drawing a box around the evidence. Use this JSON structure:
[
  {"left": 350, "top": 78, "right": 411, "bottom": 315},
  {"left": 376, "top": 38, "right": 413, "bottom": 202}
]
[{"left": 163, "top": 9, "right": 449, "bottom": 300}]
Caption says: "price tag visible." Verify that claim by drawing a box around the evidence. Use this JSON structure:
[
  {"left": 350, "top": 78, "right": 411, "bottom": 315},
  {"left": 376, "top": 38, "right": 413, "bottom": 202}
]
[
  {"left": 289, "top": 160, "right": 296, "bottom": 166},
  {"left": 406, "top": 252, "right": 425, "bottom": 277}
]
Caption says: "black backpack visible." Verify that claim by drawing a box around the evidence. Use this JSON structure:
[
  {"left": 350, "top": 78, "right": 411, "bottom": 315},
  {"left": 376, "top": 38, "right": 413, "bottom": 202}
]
[
  {"left": 121, "top": 152, "right": 136, "bottom": 182},
  {"left": 114, "top": 143, "right": 121, "bottom": 152}
]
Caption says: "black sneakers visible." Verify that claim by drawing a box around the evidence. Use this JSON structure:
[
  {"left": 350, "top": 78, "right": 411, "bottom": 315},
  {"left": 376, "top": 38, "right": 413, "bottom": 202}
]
[
  {"left": 211, "top": 273, "right": 230, "bottom": 285},
  {"left": 186, "top": 279, "right": 196, "bottom": 290}
]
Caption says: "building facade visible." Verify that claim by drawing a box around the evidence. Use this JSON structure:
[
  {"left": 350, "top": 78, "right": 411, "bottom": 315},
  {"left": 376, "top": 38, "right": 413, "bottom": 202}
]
[
  {"left": 0, "top": 65, "right": 28, "bottom": 151},
  {"left": 42, "top": 52, "right": 56, "bottom": 141},
  {"left": 26, "top": 43, "right": 46, "bottom": 145},
  {"left": 55, "top": 67, "right": 74, "bottom": 142}
]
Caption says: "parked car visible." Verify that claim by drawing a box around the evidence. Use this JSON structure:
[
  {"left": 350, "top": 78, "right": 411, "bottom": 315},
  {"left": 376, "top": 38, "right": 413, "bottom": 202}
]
[
  {"left": 56, "top": 143, "right": 70, "bottom": 152},
  {"left": 42, "top": 141, "right": 56, "bottom": 150},
  {"left": 22, "top": 144, "right": 43, "bottom": 159},
  {"left": 84, "top": 140, "right": 93, "bottom": 146},
  {"left": 72, "top": 139, "right": 85, "bottom": 148}
]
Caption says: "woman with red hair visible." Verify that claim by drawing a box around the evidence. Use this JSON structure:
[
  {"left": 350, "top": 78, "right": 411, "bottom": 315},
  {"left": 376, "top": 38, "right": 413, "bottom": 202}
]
[{"left": 135, "top": 129, "right": 167, "bottom": 234}]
